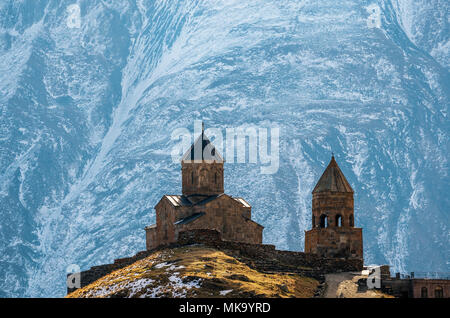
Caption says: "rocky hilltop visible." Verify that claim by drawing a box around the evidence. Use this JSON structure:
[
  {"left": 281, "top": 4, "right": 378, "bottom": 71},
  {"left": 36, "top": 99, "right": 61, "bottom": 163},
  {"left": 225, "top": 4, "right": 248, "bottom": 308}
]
[{"left": 67, "top": 245, "right": 319, "bottom": 298}]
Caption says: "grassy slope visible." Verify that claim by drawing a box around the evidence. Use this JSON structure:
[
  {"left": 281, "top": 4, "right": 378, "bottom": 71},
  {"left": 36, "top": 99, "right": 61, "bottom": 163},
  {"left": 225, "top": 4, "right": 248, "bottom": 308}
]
[{"left": 67, "top": 245, "right": 319, "bottom": 298}]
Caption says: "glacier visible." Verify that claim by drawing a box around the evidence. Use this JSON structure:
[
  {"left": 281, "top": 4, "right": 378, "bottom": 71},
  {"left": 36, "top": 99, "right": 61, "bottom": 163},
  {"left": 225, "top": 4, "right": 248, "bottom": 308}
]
[{"left": 0, "top": 0, "right": 448, "bottom": 297}]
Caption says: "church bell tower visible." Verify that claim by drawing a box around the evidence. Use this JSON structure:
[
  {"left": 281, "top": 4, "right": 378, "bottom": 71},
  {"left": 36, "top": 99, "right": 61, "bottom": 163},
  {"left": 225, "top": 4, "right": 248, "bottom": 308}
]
[
  {"left": 181, "top": 124, "right": 224, "bottom": 197},
  {"left": 305, "top": 156, "right": 363, "bottom": 259}
]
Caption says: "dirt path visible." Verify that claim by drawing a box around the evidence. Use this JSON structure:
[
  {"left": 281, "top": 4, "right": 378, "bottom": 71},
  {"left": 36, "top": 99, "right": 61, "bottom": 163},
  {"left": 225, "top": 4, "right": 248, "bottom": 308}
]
[
  {"left": 323, "top": 272, "right": 393, "bottom": 298},
  {"left": 323, "top": 272, "right": 358, "bottom": 298}
]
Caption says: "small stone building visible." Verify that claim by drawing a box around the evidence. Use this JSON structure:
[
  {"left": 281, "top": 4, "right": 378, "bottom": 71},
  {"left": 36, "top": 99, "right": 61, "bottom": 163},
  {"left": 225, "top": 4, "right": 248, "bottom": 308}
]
[
  {"left": 145, "top": 127, "right": 263, "bottom": 250},
  {"left": 305, "top": 156, "right": 363, "bottom": 259},
  {"left": 411, "top": 279, "right": 448, "bottom": 298},
  {"left": 380, "top": 271, "right": 450, "bottom": 298}
]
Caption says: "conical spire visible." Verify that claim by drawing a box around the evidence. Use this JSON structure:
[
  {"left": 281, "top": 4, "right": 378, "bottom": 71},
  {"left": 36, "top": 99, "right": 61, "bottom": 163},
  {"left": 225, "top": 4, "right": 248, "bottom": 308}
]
[
  {"left": 312, "top": 156, "right": 353, "bottom": 193},
  {"left": 181, "top": 124, "right": 223, "bottom": 162}
]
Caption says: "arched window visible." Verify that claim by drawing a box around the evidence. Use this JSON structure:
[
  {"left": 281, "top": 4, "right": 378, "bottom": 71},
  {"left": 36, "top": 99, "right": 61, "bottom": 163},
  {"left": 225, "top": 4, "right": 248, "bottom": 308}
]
[
  {"left": 336, "top": 215, "right": 342, "bottom": 227},
  {"left": 191, "top": 172, "right": 194, "bottom": 184},
  {"left": 349, "top": 215, "right": 354, "bottom": 227},
  {"left": 435, "top": 286, "right": 443, "bottom": 298},
  {"left": 215, "top": 172, "right": 217, "bottom": 184},
  {"left": 320, "top": 215, "right": 328, "bottom": 228},
  {"left": 312, "top": 216, "right": 316, "bottom": 228},
  {"left": 421, "top": 287, "right": 428, "bottom": 298}
]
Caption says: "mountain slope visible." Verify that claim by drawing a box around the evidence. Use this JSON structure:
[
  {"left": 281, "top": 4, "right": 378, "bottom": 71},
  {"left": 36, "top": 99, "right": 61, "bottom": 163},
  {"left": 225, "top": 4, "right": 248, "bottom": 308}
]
[{"left": 0, "top": 0, "right": 448, "bottom": 297}]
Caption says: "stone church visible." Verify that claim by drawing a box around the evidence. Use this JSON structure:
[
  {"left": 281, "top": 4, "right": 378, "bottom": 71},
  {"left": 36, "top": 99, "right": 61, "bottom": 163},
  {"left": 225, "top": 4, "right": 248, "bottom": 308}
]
[
  {"left": 145, "top": 125, "right": 362, "bottom": 259},
  {"left": 305, "top": 156, "right": 363, "bottom": 259},
  {"left": 145, "top": 126, "right": 264, "bottom": 250}
]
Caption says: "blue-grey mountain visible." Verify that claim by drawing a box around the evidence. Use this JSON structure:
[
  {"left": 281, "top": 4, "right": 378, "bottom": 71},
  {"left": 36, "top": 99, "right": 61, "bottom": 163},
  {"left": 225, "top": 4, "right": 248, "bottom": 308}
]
[{"left": 0, "top": 0, "right": 448, "bottom": 297}]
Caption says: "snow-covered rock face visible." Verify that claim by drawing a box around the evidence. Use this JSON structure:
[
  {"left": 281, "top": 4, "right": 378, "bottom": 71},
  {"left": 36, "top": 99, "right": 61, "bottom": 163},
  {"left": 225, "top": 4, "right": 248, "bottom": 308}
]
[{"left": 0, "top": 0, "right": 448, "bottom": 297}]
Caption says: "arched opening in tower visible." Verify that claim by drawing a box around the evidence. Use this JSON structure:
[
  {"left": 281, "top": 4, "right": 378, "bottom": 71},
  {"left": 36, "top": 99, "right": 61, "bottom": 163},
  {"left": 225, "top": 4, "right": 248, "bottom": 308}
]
[
  {"left": 336, "top": 214, "right": 342, "bottom": 227},
  {"left": 319, "top": 214, "right": 328, "bottom": 228}
]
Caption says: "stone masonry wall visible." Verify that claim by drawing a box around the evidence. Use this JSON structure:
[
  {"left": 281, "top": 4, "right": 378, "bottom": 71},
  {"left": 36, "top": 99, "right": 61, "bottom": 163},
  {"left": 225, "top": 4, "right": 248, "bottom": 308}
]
[
  {"left": 305, "top": 227, "right": 363, "bottom": 258},
  {"left": 182, "top": 162, "right": 224, "bottom": 196},
  {"left": 149, "top": 194, "right": 263, "bottom": 250},
  {"left": 177, "top": 229, "right": 363, "bottom": 275},
  {"left": 175, "top": 196, "right": 263, "bottom": 245},
  {"left": 145, "top": 226, "right": 157, "bottom": 250}
]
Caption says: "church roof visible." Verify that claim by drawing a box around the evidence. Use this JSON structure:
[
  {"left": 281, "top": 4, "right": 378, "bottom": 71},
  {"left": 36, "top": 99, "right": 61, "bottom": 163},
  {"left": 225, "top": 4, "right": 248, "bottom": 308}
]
[
  {"left": 164, "top": 194, "right": 223, "bottom": 207},
  {"left": 165, "top": 195, "right": 192, "bottom": 207},
  {"left": 312, "top": 156, "right": 353, "bottom": 193},
  {"left": 181, "top": 127, "right": 224, "bottom": 162},
  {"left": 233, "top": 197, "right": 251, "bottom": 208},
  {"left": 174, "top": 212, "right": 205, "bottom": 225},
  {"left": 164, "top": 194, "right": 252, "bottom": 209}
]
